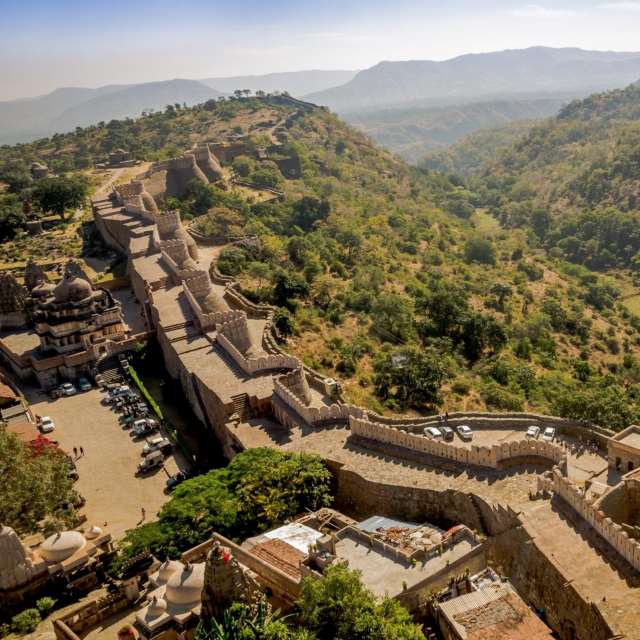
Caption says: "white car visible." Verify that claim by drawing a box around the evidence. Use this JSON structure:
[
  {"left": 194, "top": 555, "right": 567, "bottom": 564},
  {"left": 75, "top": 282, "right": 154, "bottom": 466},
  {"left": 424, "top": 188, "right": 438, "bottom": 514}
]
[
  {"left": 59, "top": 382, "right": 77, "bottom": 396},
  {"left": 424, "top": 426, "right": 443, "bottom": 439},
  {"left": 526, "top": 425, "right": 541, "bottom": 439},
  {"left": 39, "top": 416, "right": 55, "bottom": 433},
  {"left": 457, "top": 424, "right": 473, "bottom": 441},
  {"left": 542, "top": 427, "right": 556, "bottom": 442},
  {"left": 142, "top": 436, "right": 172, "bottom": 456},
  {"left": 132, "top": 419, "right": 159, "bottom": 436}
]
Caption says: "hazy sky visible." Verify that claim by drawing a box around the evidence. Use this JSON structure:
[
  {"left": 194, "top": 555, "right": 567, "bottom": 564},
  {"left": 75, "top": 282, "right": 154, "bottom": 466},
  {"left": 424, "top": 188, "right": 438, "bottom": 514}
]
[{"left": 3, "top": 0, "right": 640, "bottom": 100}]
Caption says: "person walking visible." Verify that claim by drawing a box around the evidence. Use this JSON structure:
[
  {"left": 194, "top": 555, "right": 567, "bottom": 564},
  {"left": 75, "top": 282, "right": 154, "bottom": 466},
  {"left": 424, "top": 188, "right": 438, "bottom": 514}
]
[
  {"left": 73, "top": 446, "right": 78, "bottom": 459},
  {"left": 141, "top": 507, "right": 146, "bottom": 521}
]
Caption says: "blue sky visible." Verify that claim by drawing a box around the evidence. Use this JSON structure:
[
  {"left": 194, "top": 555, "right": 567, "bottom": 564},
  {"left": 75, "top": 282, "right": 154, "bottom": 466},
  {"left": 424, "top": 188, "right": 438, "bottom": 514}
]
[{"left": 2, "top": 0, "right": 640, "bottom": 100}]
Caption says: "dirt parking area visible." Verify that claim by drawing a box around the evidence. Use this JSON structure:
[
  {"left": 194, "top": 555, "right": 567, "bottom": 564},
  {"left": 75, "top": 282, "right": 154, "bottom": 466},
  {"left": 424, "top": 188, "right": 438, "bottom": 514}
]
[{"left": 26, "top": 387, "right": 183, "bottom": 540}]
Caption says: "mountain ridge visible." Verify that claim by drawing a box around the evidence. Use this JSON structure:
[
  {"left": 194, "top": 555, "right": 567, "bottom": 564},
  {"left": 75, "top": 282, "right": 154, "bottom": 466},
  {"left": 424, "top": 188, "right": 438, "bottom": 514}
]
[{"left": 306, "top": 47, "right": 640, "bottom": 113}]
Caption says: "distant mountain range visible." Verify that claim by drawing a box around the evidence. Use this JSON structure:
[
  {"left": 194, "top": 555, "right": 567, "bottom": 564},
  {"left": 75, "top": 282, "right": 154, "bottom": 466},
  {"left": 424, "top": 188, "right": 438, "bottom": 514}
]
[
  {"left": 306, "top": 47, "right": 640, "bottom": 113},
  {"left": 201, "top": 69, "right": 357, "bottom": 97},
  {"left": 1, "top": 49, "right": 639, "bottom": 153},
  {"left": 0, "top": 70, "right": 355, "bottom": 145},
  {"left": 0, "top": 79, "right": 223, "bottom": 144}
]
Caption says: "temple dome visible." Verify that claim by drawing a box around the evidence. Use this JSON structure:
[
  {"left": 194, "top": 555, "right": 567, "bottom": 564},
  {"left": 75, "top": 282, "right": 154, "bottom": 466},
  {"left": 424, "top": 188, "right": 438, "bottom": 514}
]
[
  {"left": 148, "top": 595, "right": 167, "bottom": 617},
  {"left": 40, "top": 530, "right": 86, "bottom": 563},
  {"left": 85, "top": 525, "right": 103, "bottom": 540},
  {"left": 32, "top": 282, "right": 55, "bottom": 299},
  {"left": 200, "top": 290, "right": 225, "bottom": 314},
  {"left": 157, "top": 559, "right": 181, "bottom": 584},
  {"left": 165, "top": 562, "right": 205, "bottom": 606},
  {"left": 53, "top": 276, "right": 93, "bottom": 303}
]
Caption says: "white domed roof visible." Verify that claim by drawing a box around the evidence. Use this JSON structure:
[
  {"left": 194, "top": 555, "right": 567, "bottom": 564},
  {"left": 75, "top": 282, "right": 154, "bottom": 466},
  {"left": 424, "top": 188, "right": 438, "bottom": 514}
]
[
  {"left": 165, "top": 562, "right": 205, "bottom": 606},
  {"left": 148, "top": 595, "right": 167, "bottom": 617},
  {"left": 157, "top": 559, "right": 181, "bottom": 584},
  {"left": 40, "top": 530, "right": 86, "bottom": 563},
  {"left": 85, "top": 525, "right": 103, "bottom": 540}
]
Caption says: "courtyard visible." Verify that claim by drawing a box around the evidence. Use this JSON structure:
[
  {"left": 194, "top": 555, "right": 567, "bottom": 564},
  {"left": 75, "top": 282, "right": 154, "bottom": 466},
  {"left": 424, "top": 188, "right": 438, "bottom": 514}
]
[{"left": 25, "top": 386, "right": 184, "bottom": 539}]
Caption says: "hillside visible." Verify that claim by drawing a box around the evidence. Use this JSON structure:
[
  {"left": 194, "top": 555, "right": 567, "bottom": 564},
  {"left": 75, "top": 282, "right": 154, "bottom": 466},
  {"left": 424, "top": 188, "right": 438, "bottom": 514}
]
[
  {"left": 419, "top": 120, "right": 537, "bottom": 175},
  {"left": 347, "top": 98, "right": 561, "bottom": 163},
  {"left": 474, "top": 83, "right": 640, "bottom": 271},
  {"left": 2, "top": 96, "right": 640, "bottom": 428},
  {"left": 0, "top": 79, "right": 222, "bottom": 145},
  {"left": 307, "top": 47, "right": 640, "bottom": 113}
]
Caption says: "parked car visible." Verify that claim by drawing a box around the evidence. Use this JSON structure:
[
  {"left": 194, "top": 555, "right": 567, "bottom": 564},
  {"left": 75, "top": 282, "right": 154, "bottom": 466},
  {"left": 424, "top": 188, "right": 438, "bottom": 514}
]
[
  {"left": 424, "top": 426, "right": 443, "bottom": 439},
  {"left": 142, "top": 436, "right": 172, "bottom": 456},
  {"left": 542, "top": 427, "right": 556, "bottom": 442},
  {"left": 112, "top": 385, "right": 132, "bottom": 397},
  {"left": 440, "top": 425, "right": 454, "bottom": 441},
  {"left": 77, "top": 376, "right": 92, "bottom": 392},
  {"left": 166, "top": 470, "right": 192, "bottom": 492},
  {"left": 456, "top": 424, "right": 473, "bottom": 441},
  {"left": 59, "top": 382, "right": 77, "bottom": 396},
  {"left": 132, "top": 419, "right": 159, "bottom": 437},
  {"left": 137, "top": 450, "right": 165, "bottom": 474},
  {"left": 526, "top": 425, "right": 541, "bottom": 439},
  {"left": 39, "top": 416, "right": 55, "bottom": 433}
]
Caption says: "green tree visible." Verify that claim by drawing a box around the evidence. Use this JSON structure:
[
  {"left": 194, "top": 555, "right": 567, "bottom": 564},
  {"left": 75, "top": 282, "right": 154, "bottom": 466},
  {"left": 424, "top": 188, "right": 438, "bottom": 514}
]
[
  {"left": 0, "top": 426, "right": 77, "bottom": 534},
  {"left": 373, "top": 345, "right": 445, "bottom": 410},
  {"left": 371, "top": 293, "right": 415, "bottom": 343},
  {"left": 464, "top": 236, "right": 496, "bottom": 265},
  {"left": 114, "top": 449, "right": 332, "bottom": 569},
  {"left": 298, "top": 565, "right": 423, "bottom": 640},
  {"left": 32, "top": 175, "right": 88, "bottom": 219}
]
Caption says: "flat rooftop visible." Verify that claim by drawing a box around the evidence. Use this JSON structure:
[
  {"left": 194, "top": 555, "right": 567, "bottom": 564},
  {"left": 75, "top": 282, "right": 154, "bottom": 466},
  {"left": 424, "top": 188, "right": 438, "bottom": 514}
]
[
  {"left": 618, "top": 431, "right": 640, "bottom": 450},
  {"left": 1, "top": 329, "right": 41, "bottom": 356},
  {"left": 334, "top": 529, "right": 477, "bottom": 597},
  {"left": 132, "top": 254, "right": 171, "bottom": 286}
]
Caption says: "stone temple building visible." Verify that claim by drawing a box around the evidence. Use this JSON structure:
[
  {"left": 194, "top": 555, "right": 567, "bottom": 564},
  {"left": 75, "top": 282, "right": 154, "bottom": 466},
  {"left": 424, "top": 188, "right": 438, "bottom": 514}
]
[
  {"left": 32, "top": 272, "right": 126, "bottom": 355},
  {"left": 0, "top": 264, "right": 133, "bottom": 388},
  {"left": 0, "top": 523, "right": 113, "bottom": 609}
]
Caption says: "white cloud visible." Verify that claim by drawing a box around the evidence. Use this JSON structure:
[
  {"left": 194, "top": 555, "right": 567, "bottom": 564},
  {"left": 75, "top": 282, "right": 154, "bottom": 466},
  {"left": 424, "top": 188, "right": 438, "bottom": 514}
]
[
  {"left": 598, "top": 1, "right": 640, "bottom": 10},
  {"left": 508, "top": 4, "right": 579, "bottom": 18}
]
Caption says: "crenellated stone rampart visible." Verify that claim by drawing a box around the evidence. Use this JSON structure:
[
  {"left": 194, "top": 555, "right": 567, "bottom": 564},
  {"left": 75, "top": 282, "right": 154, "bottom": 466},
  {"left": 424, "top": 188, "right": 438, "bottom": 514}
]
[
  {"left": 349, "top": 416, "right": 567, "bottom": 471},
  {"left": 538, "top": 467, "right": 640, "bottom": 572}
]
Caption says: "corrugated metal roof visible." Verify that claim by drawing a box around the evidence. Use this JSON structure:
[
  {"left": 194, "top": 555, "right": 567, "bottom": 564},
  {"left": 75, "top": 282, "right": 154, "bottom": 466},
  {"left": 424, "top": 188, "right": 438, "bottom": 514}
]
[{"left": 357, "top": 515, "right": 419, "bottom": 532}]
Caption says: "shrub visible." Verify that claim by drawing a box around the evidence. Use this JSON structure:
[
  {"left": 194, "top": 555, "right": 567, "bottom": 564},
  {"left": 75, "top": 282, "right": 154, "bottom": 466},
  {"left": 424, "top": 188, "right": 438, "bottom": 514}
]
[
  {"left": 12, "top": 609, "right": 41, "bottom": 635},
  {"left": 36, "top": 596, "right": 56, "bottom": 617},
  {"left": 464, "top": 237, "right": 496, "bottom": 265}
]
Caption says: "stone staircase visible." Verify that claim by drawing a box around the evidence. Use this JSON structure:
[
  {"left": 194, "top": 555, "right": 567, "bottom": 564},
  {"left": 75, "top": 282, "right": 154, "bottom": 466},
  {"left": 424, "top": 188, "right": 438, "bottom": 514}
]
[
  {"left": 96, "top": 356, "right": 122, "bottom": 386},
  {"left": 231, "top": 393, "right": 250, "bottom": 421}
]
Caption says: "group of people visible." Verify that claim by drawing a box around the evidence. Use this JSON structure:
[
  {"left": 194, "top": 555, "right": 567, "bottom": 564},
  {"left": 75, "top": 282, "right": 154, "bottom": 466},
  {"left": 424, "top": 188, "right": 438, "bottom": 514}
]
[{"left": 72, "top": 446, "right": 85, "bottom": 459}]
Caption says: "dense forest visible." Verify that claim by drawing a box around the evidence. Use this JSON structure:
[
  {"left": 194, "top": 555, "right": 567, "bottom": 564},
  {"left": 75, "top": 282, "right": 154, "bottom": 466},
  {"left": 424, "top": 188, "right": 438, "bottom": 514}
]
[{"left": 2, "top": 94, "right": 640, "bottom": 429}]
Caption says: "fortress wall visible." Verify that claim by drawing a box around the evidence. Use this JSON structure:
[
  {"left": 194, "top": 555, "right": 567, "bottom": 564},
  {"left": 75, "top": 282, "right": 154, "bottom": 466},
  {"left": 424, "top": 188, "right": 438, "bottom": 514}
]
[
  {"left": 368, "top": 411, "right": 614, "bottom": 446},
  {"left": 182, "top": 279, "right": 244, "bottom": 330},
  {"left": 542, "top": 468, "right": 640, "bottom": 571},
  {"left": 216, "top": 333, "right": 298, "bottom": 376},
  {"left": 349, "top": 416, "right": 566, "bottom": 471},
  {"left": 486, "top": 526, "right": 615, "bottom": 640}
]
